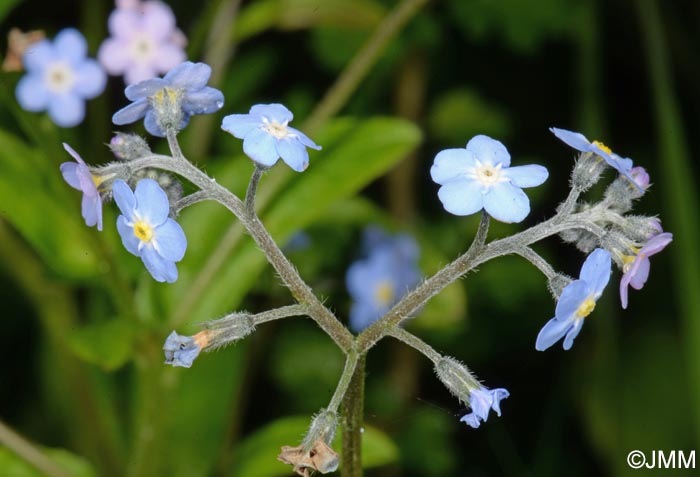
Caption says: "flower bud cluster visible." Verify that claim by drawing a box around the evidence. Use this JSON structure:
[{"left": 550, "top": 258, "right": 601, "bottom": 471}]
[{"left": 109, "top": 132, "right": 151, "bottom": 161}]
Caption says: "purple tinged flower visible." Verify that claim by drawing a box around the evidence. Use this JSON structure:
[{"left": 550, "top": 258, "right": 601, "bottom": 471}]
[
  {"left": 112, "top": 61, "right": 224, "bottom": 137},
  {"left": 536, "top": 248, "right": 612, "bottom": 351},
  {"left": 630, "top": 166, "right": 650, "bottom": 190},
  {"left": 619, "top": 232, "right": 673, "bottom": 309},
  {"left": 98, "top": 0, "right": 187, "bottom": 85},
  {"left": 550, "top": 127, "right": 641, "bottom": 191},
  {"left": 15, "top": 28, "right": 106, "bottom": 127},
  {"left": 430, "top": 135, "right": 548, "bottom": 223},
  {"left": 459, "top": 386, "right": 510, "bottom": 429},
  {"left": 60, "top": 143, "right": 105, "bottom": 230},
  {"left": 346, "top": 228, "right": 421, "bottom": 332},
  {"left": 113, "top": 179, "right": 187, "bottom": 283},
  {"left": 221, "top": 103, "right": 321, "bottom": 172},
  {"left": 163, "top": 331, "right": 201, "bottom": 368}
]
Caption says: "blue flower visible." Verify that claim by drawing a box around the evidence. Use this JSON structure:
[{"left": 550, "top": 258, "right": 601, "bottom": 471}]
[
  {"left": 536, "top": 248, "right": 612, "bottom": 351},
  {"left": 459, "top": 386, "right": 510, "bottom": 429},
  {"left": 15, "top": 28, "right": 106, "bottom": 127},
  {"left": 60, "top": 143, "right": 105, "bottom": 230},
  {"left": 346, "top": 228, "right": 421, "bottom": 332},
  {"left": 221, "top": 103, "right": 321, "bottom": 172},
  {"left": 112, "top": 179, "right": 187, "bottom": 283},
  {"left": 550, "top": 127, "right": 641, "bottom": 190},
  {"left": 112, "top": 61, "right": 224, "bottom": 137},
  {"left": 430, "top": 135, "right": 548, "bottom": 223},
  {"left": 163, "top": 331, "right": 201, "bottom": 368}
]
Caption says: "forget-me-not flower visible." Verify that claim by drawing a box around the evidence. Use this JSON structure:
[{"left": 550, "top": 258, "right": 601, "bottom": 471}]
[
  {"left": 163, "top": 331, "right": 202, "bottom": 368},
  {"left": 346, "top": 228, "right": 421, "bottom": 332},
  {"left": 221, "top": 103, "right": 321, "bottom": 172},
  {"left": 430, "top": 135, "right": 548, "bottom": 223},
  {"left": 15, "top": 28, "right": 106, "bottom": 127},
  {"left": 619, "top": 232, "right": 672, "bottom": 309},
  {"left": 550, "top": 127, "right": 641, "bottom": 190},
  {"left": 112, "top": 61, "right": 224, "bottom": 137},
  {"left": 536, "top": 248, "right": 612, "bottom": 351},
  {"left": 113, "top": 179, "right": 187, "bottom": 283},
  {"left": 60, "top": 143, "right": 107, "bottom": 230},
  {"left": 99, "top": 0, "right": 186, "bottom": 85},
  {"left": 460, "top": 386, "right": 510, "bottom": 429}
]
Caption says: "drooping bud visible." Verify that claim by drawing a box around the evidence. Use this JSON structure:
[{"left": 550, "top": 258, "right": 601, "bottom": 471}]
[
  {"left": 109, "top": 132, "right": 151, "bottom": 161},
  {"left": 279, "top": 410, "right": 339, "bottom": 476},
  {"left": 199, "top": 312, "right": 256, "bottom": 351},
  {"left": 434, "top": 357, "right": 481, "bottom": 405}
]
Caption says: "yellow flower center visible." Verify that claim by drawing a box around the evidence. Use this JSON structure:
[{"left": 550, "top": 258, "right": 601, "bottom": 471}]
[
  {"left": 263, "top": 120, "right": 290, "bottom": 139},
  {"left": 130, "top": 34, "right": 154, "bottom": 61},
  {"left": 44, "top": 62, "right": 75, "bottom": 93},
  {"left": 374, "top": 281, "right": 395, "bottom": 307},
  {"left": 152, "top": 87, "right": 181, "bottom": 106},
  {"left": 133, "top": 220, "right": 154, "bottom": 243},
  {"left": 591, "top": 140, "right": 612, "bottom": 155},
  {"left": 575, "top": 298, "right": 596, "bottom": 319}
]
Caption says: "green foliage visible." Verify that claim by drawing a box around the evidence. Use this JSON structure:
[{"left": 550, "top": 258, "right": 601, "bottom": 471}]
[
  {"left": 66, "top": 318, "right": 136, "bottom": 371},
  {"left": 0, "top": 446, "right": 96, "bottom": 477}
]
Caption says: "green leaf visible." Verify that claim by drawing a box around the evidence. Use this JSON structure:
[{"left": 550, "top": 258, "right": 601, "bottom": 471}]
[
  {"left": 0, "top": 0, "right": 21, "bottom": 24},
  {"left": 0, "top": 130, "right": 101, "bottom": 280},
  {"left": 66, "top": 318, "right": 136, "bottom": 371},
  {"left": 229, "top": 415, "right": 399, "bottom": 477},
  {"left": 0, "top": 446, "right": 96, "bottom": 477}
]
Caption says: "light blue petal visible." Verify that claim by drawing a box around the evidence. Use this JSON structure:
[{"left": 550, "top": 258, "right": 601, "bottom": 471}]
[
  {"left": 165, "top": 62, "right": 211, "bottom": 90},
  {"left": 22, "top": 39, "right": 52, "bottom": 72},
  {"left": 53, "top": 28, "right": 87, "bottom": 65},
  {"left": 112, "top": 99, "right": 149, "bottom": 125},
  {"left": 490, "top": 388, "right": 510, "bottom": 416},
  {"left": 60, "top": 162, "right": 82, "bottom": 190},
  {"left": 503, "top": 164, "right": 549, "bottom": 188},
  {"left": 277, "top": 138, "right": 309, "bottom": 172},
  {"left": 134, "top": 179, "right": 170, "bottom": 226},
  {"left": 578, "top": 248, "right": 611, "bottom": 295},
  {"left": 48, "top": 93, "right": 84, "bottom": 127},
  {"left": 550, "top": 127, "right": 592, "bottom": 153},
  {"left": 554, "top": 280, "right": 589, "bottom": 320},
  {"left": 117, "top": 215, "right": 140, "bottom": 256},
  {"left": 141, "top": 246, "right": 178, "bottom": 282},
  {"left": 112, "top": 180, "right": 137, "bottom": 220},
  {"left": 125, "top": 78, "right": 168, "bottom": 101},
  {"left": 16, "top": 74, "right": 50, "bottom": 111},
  {"left": 287, "top": 127, "right": 321, "bottom": 150},
  {"left": 243, "top": 128, "right": 279, "bottom": 167},
  {"left": 163, "top": 331, "right": 201, "bottom": 368},
  {"left": 482, "top": 182, "right": 530, "bottom": 223},
  {"left": 466, "top": 135, "right": 511, "bottom": 167},
  {"left": 154, "top": 219, "right": 187, "bottom": 262},
  {"left": 437, "top": 179, "right": 484, "bottom": 216},
  {"left": 181, "top": 87, "right": 224, "bottom": 115},
  {"left": 74, "top": 60, "right": 106, "bottom": 99},
  {"left": 346, "top": 259, "right": 378, "bottom": 302},
  {"left": 349, "top": 301, "right": 381, "bottom": 333},
  {"left": 430, "top": 148, "right": 476, "bottom": 185},
  {"left": 535, "top": 317, "right": 573, "bottom": 351},
  {"left": 221, "top": 114, "right": 262, "bottom": 138},
  {"left": 82, "top": 193, "right": 102, "bottom": 231},
  {"left": 143, "top": 109, "right": 166, "bottom": 137},
  {"left": 460, "top": 413, "right": 482, "bottom": 428},
  {"left": 563, "top": 318, "right": 585, "bottom": 350},
  {"left": 469, "top": 388, "right": 493, "bottom": 420},
  {"left": 250, "top": 103, "right": 293, "bottom": 123}
]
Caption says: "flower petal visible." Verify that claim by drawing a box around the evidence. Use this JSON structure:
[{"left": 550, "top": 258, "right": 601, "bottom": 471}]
[
  {"left": 643, "top": 232, "right": 673, "bottom": 256},
  {"left": 108, "top": 9, "right": 138, "bottom": 37},
  {"left": 349, "top": 301, "right": 381, "bottom": 333},
  {"left": 74, "top": 60, "right": 106, "bottom": 99},
  {"left": 430, "top": 148, "right": 476, "bottom": 185},
  {"left": 22, "top": 39, "right": 52, "bottom": 72},
  {"left": 113, "top": 99, "right": 149, "bottom": 125},
  {"left": 482, "top": 182, "right": 530, "bottom": 223},
  {"left": 153, "top": 219, "right": 187, "bottom": 262},
  {"left": 53, "top": 28, "right": 87, "bottom": 65},
  {"left": 143, "top": 108, "right": 165, "bottom": 137},
  {"left": 460, "top": 413, "right": 482, "bottom": 429},
  {"left": 243, "top": 128, "right": 279, "bottom": 167},
  {"left": 250, "top": 103, "right": 293, "bottom": 123},
  {"left": 60, "top": 162, "right": 82, "bottom": 190},
  {"left": 98, "top": 38, "right": 130, "bottom": 75},
  {"left": 16, "top": 75, "right": 50, "bottom": 112},
  {"left": 181, "top": 87, "right": 224, "bottom": 115},
  {"left": 221, "top": 114, "right": 261, "bottom": 138},
  {"left": 535, "top": 316, "right": 573, "bottom": 351},
  {"left": 629, "top": 258, "right": 650, "bottom": 290},
  {"left": 436, "top": 179, "right": 484, "bottom": 216},
  {"left": 48, "top": 94, "right": 85, "bottom": 127},
  {"left": 554, "top": 279, "right": 589, "bottom": 320},
  {"left": 153, "top": 43, "right": 186, "bottom": 72},
  {"left": 578, "top": 248, "right": 611, "bottom": 295},
  {"left": 112, "top": 180, "right": 137, "bottom": 220},
  {"left": 563, "top": 318, "right": 584, "bottom": 350},
  {"left": 82, "top": 193, "right": 103, "bottom": 230},
  {"left": 134, "top": 179, "right": 170, "bottom": 226},
  {"left": 503, "top": 164, "right": 549, "bottom": 188},
  {"left": 141, "top": 246, "right": 178, "bottom": 282},
  {"left": 466, "top": 135, "right": 511, "bottom": 167},
  {"left": 277, "top": 138, "right": 309, "bottom": 172},
  {"left": 550, "top": 127, "right": 592, "bottom": 153},
  {"left": 165, "top": 61, "right": 211, "bottom": 90},
  {"left": 117, "top": 215, "right": 140, "bottom": 255},
  {"left": 287, "top": 127, "right": 321, "bottom": 150},
  {"left": 125, "top": 78, "right": 168, "bottom": 101},
  {"left": 142, "top": 1, "right": 176, "bottom": 40}
]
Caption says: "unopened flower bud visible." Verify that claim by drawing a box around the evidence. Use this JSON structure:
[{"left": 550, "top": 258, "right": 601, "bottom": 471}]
[
  {"left": 109, "top": 132, "right": 151, "bottom": 160},
  {"left": 200, "top": 312, "right": 255, "bottom": 350},
  {"left": 571, "top": 152, "right": 606, "bottom": 190},
  {"left": 302, "top": 410, "right": 337, "bottom": 448},
  {"left": 604, "top": 166, "right": 650, "bottom": 213},
  {"left": 131, "top": 169, "right": 183, "bottom": 204},
  {"left": 434, "top": 357, "right": 480, "bottom": 405},
  {"left": 615, "top": 215, "right": 663, "bottom": 242}
]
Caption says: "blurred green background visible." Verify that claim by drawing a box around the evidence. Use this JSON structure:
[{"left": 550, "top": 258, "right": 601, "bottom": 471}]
[{"left": 1, "top": 0, "right": 699, "bottom": 476}]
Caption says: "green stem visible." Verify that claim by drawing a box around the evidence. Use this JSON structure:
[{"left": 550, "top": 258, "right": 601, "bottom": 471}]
[
  {"left": 0, "top": 420, "right": 69, "bottom": 477},
  {"left": 341, "top": 354, "right": 366, "bottom": 477}
]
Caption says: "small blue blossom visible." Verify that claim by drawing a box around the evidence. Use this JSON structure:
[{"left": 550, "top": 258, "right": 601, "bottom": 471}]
[
  {"left": 460, "top": 386, "right": 510, "bottom": 429},
  {"left": 15, "top": 28, "right": 106, "bottom": 127},
  {"left": 536, "top": 248, "right": 612, "bottom": 351},
  {"left": 163, "top": 331, "right": 201, "bottom": 368},
  {"left": 112, "top": 61, "right": 224, "bottom": 137},
  {"left": 430, "top": 135, "right": 548, "bottom": 223},
  {"left": 60, "top": 143, "right": 104, "bottom": 230},
  {"left": 550, "top": 127, "right": 641, "bottom": 190},
  {"left": 112, "top": 178, "right": 187, "bottom": 283},
  {"left": 346, "top": 228, "right": 421, "bottom": 332},
  {"left": 221, "top": 103, "right": 321, "bottom": 172}
]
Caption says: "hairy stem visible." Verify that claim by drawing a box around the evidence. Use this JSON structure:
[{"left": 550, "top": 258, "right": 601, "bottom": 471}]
[
  {"left": 387, "top": 327, "right": 441, "bottom": 364},
  {"left": 341, "top": 354, "right": 366, "bottom": 477},
  {"left": 244, "top": 166, "right": 264, "bottom": 215},
  {"left": 515, "top": 246, "right": 557, "bottom": 280}
]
